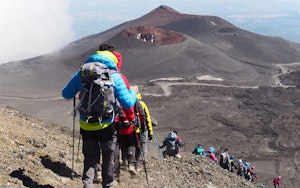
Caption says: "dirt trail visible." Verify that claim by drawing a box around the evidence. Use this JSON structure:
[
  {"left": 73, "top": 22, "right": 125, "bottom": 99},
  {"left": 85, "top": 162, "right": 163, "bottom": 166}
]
[
  {"left": 144, "top": 62, "right": 300, "bottom": 97},
  {"left": 272, "top": 62, "right": 300, "bottom": 88}
]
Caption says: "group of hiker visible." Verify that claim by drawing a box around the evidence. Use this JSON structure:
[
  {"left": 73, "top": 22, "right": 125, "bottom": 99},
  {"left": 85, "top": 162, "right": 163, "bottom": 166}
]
[
  {"left": 62, "top": 43, "right": 153, "bottom": 188},
  {"left": 192, "top": 146, "right": 259, "bottom": 182},
  {"left": 137, "top": 33, "right": 155, "bottom": 43},
  {"left": 61, "top": 43, "right": 283, "bottom": 188},
  {"left": 192, "top": 145, "right": 282, "bottom": 187}
]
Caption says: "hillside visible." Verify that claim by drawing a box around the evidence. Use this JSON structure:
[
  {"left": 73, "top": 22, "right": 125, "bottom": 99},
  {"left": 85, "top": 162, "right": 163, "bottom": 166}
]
[
  {"left": 0, "top": 5, "right": 299, "bottom": 187},
  {"left": 0, "top": 107, "right": 260, "bottom": 188}
]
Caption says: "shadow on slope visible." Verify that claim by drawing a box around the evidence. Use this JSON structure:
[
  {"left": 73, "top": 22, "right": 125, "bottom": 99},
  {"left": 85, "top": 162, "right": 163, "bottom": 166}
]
[{"left": 10, "top": 168, "right": 54, "bottom": 188}]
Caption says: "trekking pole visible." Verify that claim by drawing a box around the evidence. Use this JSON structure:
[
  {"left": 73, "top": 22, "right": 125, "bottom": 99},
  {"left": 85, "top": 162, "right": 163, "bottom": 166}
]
[
  {"left": 77, "top": 134, "right": 81, "bottom": 161},
  {"left": 153, "top": 134, "right": 164, "bottom": 159},
  {"left": 134, "top": 106, "right": 150, "bottom": 188},
  {"left": 135, "top": 130, "right": 150, "bottom": 188},
  {"left": 71, "top": 97, "right": 76, "bottom": 179},
  {"left": 147, "top": 139, "right": 152, "bottom": 158}
]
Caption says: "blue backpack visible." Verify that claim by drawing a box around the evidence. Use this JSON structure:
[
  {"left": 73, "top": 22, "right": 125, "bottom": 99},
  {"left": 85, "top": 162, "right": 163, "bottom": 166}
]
[
  {"left": 196, "top": 147, "right": 205, "bottom": 156},
  {"left": 193, "top": 144, "right": 205, "bottom": 156}
]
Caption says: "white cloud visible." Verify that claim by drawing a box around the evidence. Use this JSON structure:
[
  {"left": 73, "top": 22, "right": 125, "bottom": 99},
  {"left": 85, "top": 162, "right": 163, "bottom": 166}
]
[{"left": 0, "top": 0, "right": 74, "bottom": 64}]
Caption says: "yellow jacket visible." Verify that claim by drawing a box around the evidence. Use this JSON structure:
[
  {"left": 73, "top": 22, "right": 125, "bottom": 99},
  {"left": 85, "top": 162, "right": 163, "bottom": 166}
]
[{"left": 135, "top": 93, "right": 153, "bottom": 136}]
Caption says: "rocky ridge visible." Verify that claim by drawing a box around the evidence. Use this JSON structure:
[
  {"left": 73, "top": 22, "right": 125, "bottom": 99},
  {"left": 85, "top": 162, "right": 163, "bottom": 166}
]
[{"left": 0, "top": 107, "right": 261, "bottom": 188}]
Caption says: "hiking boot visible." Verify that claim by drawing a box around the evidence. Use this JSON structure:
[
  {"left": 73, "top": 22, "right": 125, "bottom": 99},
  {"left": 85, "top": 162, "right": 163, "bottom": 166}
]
[
  {"left": 112, "top": 180, "right": 118, "bottom": 186},
  {"left": 175, "top": 153, "right": 182, "bottom": 159},
  {"left": 94, "top": 170, "right": 102, "bottom": 182},
  {"left": 135, "top": 160, "right": 143, "bottom": 172},
  {"left": 128, "top": 164, "right": 137, "bottom": 175},
  {"left": 136, "top": 166, "right": 143, "bottom": 172},
  {"left": 120, "top": 161, "right": 127, "bottom": 170}
]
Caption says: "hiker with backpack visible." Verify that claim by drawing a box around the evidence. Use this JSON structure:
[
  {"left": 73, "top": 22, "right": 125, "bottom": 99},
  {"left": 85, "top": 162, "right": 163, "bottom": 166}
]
[
  {"left": 116, "top": 102, "right": 141, "bottom": 176},
  {"left": 273, "top": 176, "right": 281, "bottom": 188},
  {"left": 62, "top": 44, "right": 137, "bottom": 188},
  {"left": 172, "top": 130, "right": 184, "bottom": 158},
  {"left": 192, "top": 144, "right": 206, "bottom": 156},
  {"left": 243, "top": 162, "right": 251, "bottom": 180},
  {"left": 219, "top": 148, "right": 230, "bottom": 171},
  {"left": 84, "top": 44, "right": 137, "bottom": 184},
  {"left": 110, "top": 46, "right": 141, "bottom": 178},
  {"left": 237, "top": 159, "right": 245, "bottom": 176},
  {"left": 246, "top": 165, "right": 258, "bottom": 182},
  {"left": 229, "top": 155, "right": 237, "bottom": 173},
  {"left": 137, "top": 93, "right": 153, "bottom": 162},
  {"left": 160, "top": 130, "right": 185, "bottom": 158},
  {"left": 135, "top": 93, "right": 153, "bottom": 171}
]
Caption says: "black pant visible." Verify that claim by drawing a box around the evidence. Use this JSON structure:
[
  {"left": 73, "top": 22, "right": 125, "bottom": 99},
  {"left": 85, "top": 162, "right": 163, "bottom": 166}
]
[
  {"left": 118, "top": 131, "right": 137, "bottom": 166},
  {"left": 81, "top": 123, "right": 117, "bottom": 188}
]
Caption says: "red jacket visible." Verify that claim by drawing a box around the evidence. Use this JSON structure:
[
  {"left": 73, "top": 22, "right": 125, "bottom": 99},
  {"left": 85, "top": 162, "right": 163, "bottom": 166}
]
[
  {"left": 113, "top": 51, "right": 136, "bottom": 135},
  {"left": 274, "top": 177, "right": 281, "bottom": 186}
]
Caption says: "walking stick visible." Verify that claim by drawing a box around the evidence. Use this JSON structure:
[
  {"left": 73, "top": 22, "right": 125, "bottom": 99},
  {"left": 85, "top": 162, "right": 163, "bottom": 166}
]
[
  {"left": 71, "top": 97, "right": 76, "bottom": 179},
  {"left": 153, "top": 134, "right": 164, "bottom": 159},
  {"left": 147, "top": 139, "right": 152, "bottom": 158},
  {"left": 77, "top": 134, "right": 81, "bottom": 161},
  {"left": 135, "top": 130, "right": 150, "bottom": 188},
  {"left": 135, "top": 105, "right": 150, "bottom": 188}
]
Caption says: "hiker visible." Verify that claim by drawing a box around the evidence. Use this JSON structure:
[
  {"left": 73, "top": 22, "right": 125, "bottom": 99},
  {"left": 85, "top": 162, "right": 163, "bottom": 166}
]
[
  {"left": 192, "top": 144, "right": 206, "bottom": 156},
  {"left": 116, "top": 97, "right": 146, "bottom": 174},
  {"left": 110, "top": 47, "right": 140, "bottom": 177},
  {"left": 137, "top": 93, "right": 153, "bottom": 158},
  {"left": 116, "top": 104, "right": 139, "bottom": 176},
  {"left": 112, "top": 48, "right": 139, "bottom": 180},
  {"left": 229, "top": 155, "right": 237, "bottom": 172},
  {"left": 246, "top": 165, "right": 258, "bottom": 182},
  {"left": 89, "top": 44, "right": 136, "bottom": 182},
  {"left": 243, "top": 162, "right": 251, "bottom": 179},
  {"left": 160, "top": 130, "right": 185, "bottom": 158},
  {"left": 172, "top": 130, "right": 184, "bottom": 157},
  {"left": 273, "top": 176, "right": 281, "bottom": 188},
  {"left": 135, "top": 93, "right": 153, "bottom": 171},
  {"left": 62, "top": 44, "right": 137, "bottom": 188},
  {"left": 206, "top": 147, "right": 218, "bottom": 162},
  {"left": 219, "top": 148, "right": 230, "bottom": 170},
  {"left": 237, "top": 159, "right": 245, "bottom": 176}
]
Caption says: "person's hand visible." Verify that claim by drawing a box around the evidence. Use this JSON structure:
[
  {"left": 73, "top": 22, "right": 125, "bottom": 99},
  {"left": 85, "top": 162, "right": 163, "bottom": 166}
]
[
  {"left": 131, "top": 85, "right": 139, "bottom": 93},
  {"left": 148, "top": 134, "right": 153, "bottom": 140}
]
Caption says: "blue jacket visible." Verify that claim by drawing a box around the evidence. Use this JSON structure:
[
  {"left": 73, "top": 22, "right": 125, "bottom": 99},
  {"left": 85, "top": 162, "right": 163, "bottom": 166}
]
[{"left": 62, "top": 51, "right": 137, "bottom": 131}]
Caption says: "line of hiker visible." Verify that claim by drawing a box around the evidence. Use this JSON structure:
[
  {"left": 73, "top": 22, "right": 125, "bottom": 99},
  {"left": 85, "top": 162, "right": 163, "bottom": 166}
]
[
  {"left": 62, "top": 43, "right": 154, "bottom": 188},
  {"left": 192, "top": 145, "right": 259, "bottom": 183}
]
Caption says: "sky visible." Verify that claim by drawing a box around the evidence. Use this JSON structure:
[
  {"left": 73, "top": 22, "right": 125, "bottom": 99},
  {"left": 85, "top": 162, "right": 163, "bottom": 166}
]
[{"left": 1, "top": 0, "right": 300, "bottom": 64}]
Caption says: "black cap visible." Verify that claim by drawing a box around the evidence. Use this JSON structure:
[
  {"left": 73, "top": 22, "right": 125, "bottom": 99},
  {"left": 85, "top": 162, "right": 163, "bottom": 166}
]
[{"left": 99, "top": 43, "right": 114, "bottom": 52}]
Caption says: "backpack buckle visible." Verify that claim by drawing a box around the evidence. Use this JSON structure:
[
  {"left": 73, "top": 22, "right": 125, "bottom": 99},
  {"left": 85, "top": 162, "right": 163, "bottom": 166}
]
[
  {"left": 86, "top": 116, "right": 99, "bottom": 124},
  {"left": 98, "top": 116, "right": 102, "bottom": 123}
]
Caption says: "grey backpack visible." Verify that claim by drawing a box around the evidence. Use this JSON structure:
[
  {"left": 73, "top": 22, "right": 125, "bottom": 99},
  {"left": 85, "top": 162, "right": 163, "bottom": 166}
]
[{"left": 78, "top": 62, "right": 116, "bottom": 123}]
